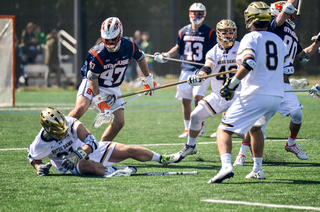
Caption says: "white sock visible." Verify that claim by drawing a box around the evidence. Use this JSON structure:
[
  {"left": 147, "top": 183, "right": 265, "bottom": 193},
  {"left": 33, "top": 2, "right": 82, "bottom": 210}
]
[
  {"left": 252, "top": 157, "right": 263, "bottom": 172},
  {"left": 239, "top": 141, "right": 250, "bottom": 156},
  {"left": 221, "top": 153, "right": 232, "bottom": 170},
  {"left": 151, "top": 152, "right": 161, "bottom": 162},
  {"left": 287, "top": 134, "right": 296, "bottom": 146},
  {"left": 187, "top": 136, "right": 197, "bottom": 146},
  {"left": 184, "top": 120, "right": 190, "bottom": 130}
]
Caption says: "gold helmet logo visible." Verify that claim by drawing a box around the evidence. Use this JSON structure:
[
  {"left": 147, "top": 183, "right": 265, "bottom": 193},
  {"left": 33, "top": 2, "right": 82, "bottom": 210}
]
[{"left": 244, "top": 1, "right": 271, "bottom": 29}]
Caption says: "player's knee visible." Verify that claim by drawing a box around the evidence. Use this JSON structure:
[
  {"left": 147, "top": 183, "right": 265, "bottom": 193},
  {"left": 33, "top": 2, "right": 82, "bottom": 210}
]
[
  {"left": 190, "top": 111, "right": 202, "bottom": 130},
  {"left": 290, "top": 109, "right": 303, "bottom": 124}
]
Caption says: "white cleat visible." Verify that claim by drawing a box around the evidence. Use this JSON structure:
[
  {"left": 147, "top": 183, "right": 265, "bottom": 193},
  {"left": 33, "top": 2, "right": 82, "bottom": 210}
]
[
  {"left": 207, "top": 166, "right": 234, "bottom": 183},
  {"left": 245, "top": 170, "right": 265, "bottom": 179},
  {"left": 198, "top": 120, "right": 206, "bottom": 136},
  {"left": 178, "top": 130, "right": 188, "bottom": 138},
  {"left": 233, "top": 154, "right": 246, "bottom": 166},
  {"left": 285, "top": 143, "right": 309, "bottom": 160},
  {"left": 174, "top": 143, "right": 197, "bottom": 163},
  {"left": 210, "top": 132, "right": 217, "bottom": 138},
  {"left": 104, "top": 167, "right": 134, "bottom": 177},
  {"left": 160, "top": 154, "right": 180, "bottom": 165}
]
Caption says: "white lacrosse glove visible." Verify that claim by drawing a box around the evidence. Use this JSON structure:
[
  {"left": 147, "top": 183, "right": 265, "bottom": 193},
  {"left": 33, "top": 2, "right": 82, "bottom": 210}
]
[
  {"left": 311, "top": 32, "right": 320, "bottom": 42},
  {"left": 61, "top": 147, "right": 89, "bottom": 170},
  {"left": 187, "top": 75, "right": 205, "bottom": 86},
  {"left": 309, "top": 84, "right": 320, "bottom": 99},
  {"left": 36, "top": 163, "right": 52, "bottom": 176},
  {"left": 154, "top": 52, "right": 169, "bottom": 63},
  {"left": 141, "top": 74, "right": 157, "bottom": 96},
  {"left": 92, "top": 94, "right": 114, "bottom": 113}
]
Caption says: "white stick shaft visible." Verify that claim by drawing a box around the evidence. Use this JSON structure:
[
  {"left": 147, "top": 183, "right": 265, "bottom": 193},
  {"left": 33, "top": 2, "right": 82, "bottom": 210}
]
[
  {"left": 134, "top": 171, "right": 198, "bottom": 176},
  {"left": 146, "top": 54, "right": 204, "bottom": 66},
  {"left": 297, "top": 0, "right": 302, "bottom": 16},
  {"left": 109, "top": 93, "right": 143, "bottom": 113}
]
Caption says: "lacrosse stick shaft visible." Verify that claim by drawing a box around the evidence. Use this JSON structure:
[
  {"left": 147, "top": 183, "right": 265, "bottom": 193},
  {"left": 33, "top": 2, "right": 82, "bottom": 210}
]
[
  {"left": 117, "top": 70, "right": 237, "bottom": 99},
  {"left": 110, "top": 93, "right": 143, "bottom": 113},
  {"left": 297, "top": 0, "right": 302, "bottom": 16},
  {"left": 132, "top": 171, "right": 198, "bottom": 176},
  {"left": 146, "top": 54, "right": 204, "bottom": 67}
]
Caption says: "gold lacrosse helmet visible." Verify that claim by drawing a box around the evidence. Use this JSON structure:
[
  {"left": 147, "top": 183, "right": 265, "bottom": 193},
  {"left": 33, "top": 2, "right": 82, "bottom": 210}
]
[
  {"left": 216, "top": 19, "right": 237, "bottom": 47},
  {"left": 40, "top": 107, "right": 69, "bottom": 135},
  {"left": 244, "top": 1, "right": 271, "bottom": 29}
]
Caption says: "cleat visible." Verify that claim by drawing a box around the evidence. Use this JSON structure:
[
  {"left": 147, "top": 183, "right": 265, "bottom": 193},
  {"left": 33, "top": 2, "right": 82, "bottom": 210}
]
[
  {"left": 207, "top": 166, "right": 234, "bottom": 183},
  {"left": 175, "top": 143, "right": 197, "bottom": 163},
  {"left": 245, "top": 170, "right": 265, "bottom": 179},
  {"left": 198, "top": 120, "right": 206, "bottom": 136},
  {"left": 105, "top": 167, "right": 134, "bottom": 177},
  {"left": 160, "top": 154, "right": 179, "bottom": 165},
  {"left": 285, "top": 143, "right": 309, "bottom": 160},
  {"left": 112, "top": 166, "right": 137, "bottom": 173},
  {"left": 179, "top": 130, "right": 188, "bottom": 138},
  {"left": 210, "top": 132, "right": 217, "bottom": 138},
  {"left": 233, "top": 154, "right": 246, "bottom": 166}
]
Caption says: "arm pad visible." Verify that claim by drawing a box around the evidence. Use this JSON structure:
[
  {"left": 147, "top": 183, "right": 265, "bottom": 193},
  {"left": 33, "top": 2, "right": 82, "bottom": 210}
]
[
  {"left": 136, "top": 51, "right": 146, "bottom": 62},
  {"left": 87, "top": 70, "right": 99, "bottom": 80},
  {"left": 199, "top": 66, "right": 212, "bottom": 75},
  {"left": 299, "top": 51, "right": 310, "bottom": 63},
  {"left": 242, "top": 57, "right": 256, "bottom": 71},
  {"left": 83, "top": 134, "right": 99, "bottom": 152}
]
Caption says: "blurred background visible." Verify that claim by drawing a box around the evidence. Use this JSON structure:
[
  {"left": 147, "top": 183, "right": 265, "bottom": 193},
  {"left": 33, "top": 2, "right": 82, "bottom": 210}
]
[{"left": 1, "top": 0, "right": 319, "bottom": 87}]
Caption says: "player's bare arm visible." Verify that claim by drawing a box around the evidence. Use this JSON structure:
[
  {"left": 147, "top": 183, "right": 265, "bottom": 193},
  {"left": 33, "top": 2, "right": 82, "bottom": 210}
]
[
  {"left": 137, "top": 58, "right": 150, "bottom": 77},
  {"left": 275, "top": 0, "right": 298, "bottom": 27},
  {"left": 167, "top": 44, "right": 180, "bottom": 58},
  {"left": 88, "top": 71, "right": 100, "bottom": 96},
  {"left": 296, "top": 40, "right": 320, "bottom": 62}
]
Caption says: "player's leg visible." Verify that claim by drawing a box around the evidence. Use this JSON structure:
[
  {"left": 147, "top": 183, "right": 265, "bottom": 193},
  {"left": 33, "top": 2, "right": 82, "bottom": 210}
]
[
  {"left": 101, "top": 108, "right": 125, "bottom": 141},
  {"left": 77, "top": 159, "right": 112, "bottom": 176}
]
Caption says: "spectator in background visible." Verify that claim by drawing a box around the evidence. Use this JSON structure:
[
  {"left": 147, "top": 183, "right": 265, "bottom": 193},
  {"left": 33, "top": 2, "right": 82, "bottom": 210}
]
[
  {"left": 125, "top": 30, "right": 142, "bottom": 84},
  {"left": 34, "top": 25, "right": 46, "bottom": 54},
  {"left": 44, "top": 29, "right": 61, "bottom": 87},
  {"left": 20, "top": 22, "right": 38, "bottom": 64},
  {"left": 133, "top": 30, "right": 142, "bottom": 46},
  {"left": 14, "top": 34, "right": 26, "bottom": 87}
]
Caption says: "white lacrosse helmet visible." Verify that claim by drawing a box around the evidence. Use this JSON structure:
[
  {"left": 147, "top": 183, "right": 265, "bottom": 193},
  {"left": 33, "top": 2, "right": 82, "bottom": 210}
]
[
  {"left": 100, "top": 17, "right": 123, "bottom": 52},
  {"left": 189, "top": 3, "right": 206, "bottom": 25},
  {"left": 270, "top": 1, "right": 298, "bottom": 29}
]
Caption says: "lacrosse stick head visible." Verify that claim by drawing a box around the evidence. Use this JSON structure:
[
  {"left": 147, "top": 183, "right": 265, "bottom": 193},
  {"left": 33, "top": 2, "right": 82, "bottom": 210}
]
[
  {"left": 93, "top": 110, "right": 115, "bottom": 128},
  {"left": 308, "top": 84, "right": 320, "bottom": 99},
  {"left": 289, "top": 78, "right": 309, "bottom": 89}
]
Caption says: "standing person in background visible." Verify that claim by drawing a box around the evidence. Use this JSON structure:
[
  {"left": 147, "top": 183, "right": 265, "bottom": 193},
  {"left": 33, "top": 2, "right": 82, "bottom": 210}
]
[
  {"left": 125, "top": 30, "right": 142, "bottom": 84},
  {"left": 20, "top": 22, "right": 38, "bottom": 64},
  {"left": 154, "top": 3, "right": 217, "bottom": 138},
  {"left": 44, "top": 29, "right": 61, "bottom": 87}
]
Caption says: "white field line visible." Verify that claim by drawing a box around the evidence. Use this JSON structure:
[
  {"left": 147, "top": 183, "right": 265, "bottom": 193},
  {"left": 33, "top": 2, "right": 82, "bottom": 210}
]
[
  {"left": 0, "top": 139, "right": 314, "bottom": 151},
  {"left": 201, "top": 199, "right": 320, "bottom": 211}
]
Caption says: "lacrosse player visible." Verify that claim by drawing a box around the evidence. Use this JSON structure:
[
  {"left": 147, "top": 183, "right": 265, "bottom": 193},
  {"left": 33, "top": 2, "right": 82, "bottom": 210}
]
[
  {"left": 68, "top": 17, "right": 157, "bottom": 142},
  {"left": 234, "top": 0, "right": 320, "bottom": 165},
  {"left": 28, "top": 107, "right": 172, "bottom": 177},
  {"left": 154, "top": 3, "right": 217, "bottom": 138},
  {"left": 208, "top": 1, "right": 291, "bottom": 183},
  {"left": 161, "top": 19, "right": 240, "bottom": 165}
]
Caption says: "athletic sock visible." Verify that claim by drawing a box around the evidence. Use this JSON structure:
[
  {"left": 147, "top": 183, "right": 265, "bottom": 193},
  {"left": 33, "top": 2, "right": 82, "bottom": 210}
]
[
  {"left": 252, "top": 157, "right": 263, "bottom": 173},
  {"left": 151, "top": 152, "right": 161, "bottom": 162},
  {"left": 184, "top": 120, "right": 190, "bottom": 130},
  {"left": 287, "top": 134, "right": 296, "bottom": 146},
  {"left": 239, "top": 141, "right": 250, "bottom": 156},
  {"left": 187, "top": 137, "right": 197, "bottom": 146},
  {"left": 221, "top": 153, "right": 232, "bottom": 170}
]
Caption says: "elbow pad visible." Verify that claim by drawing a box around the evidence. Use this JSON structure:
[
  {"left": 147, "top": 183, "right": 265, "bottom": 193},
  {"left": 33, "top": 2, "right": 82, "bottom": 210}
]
[
  {"left": 136, "top": 51, "right": 146, "bottom": 62},
  {"left": 199, "top": 66, "right": 212, "bottom": 75},
  {"left": 299, "top": 51, "right": 310, "bottom": 63},
  {"left": 242, "top": 57, "right": 256, "bottom": 71},
  {"left": 87, "top": 70, "right": 99, "bottom": 80},
  {"left": 83, "top": 134, "right": 99, "bottom": 152}
]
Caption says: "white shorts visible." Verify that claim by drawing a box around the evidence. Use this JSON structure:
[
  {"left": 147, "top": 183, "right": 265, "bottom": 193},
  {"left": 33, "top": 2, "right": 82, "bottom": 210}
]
[
  {"left": 219, "top": 95, "right": 282, "bottom": 136},
  {"left": 199, "top": 92, "right": 239, "bottom": 116},
  {"left": 77, "top": 79, "right": 124, "bottom": 110},
  {"left": 71, "top": 141, "right": 117, "bottom": 176},
  {"left": 175, "top": 70, "right": 210, "bottom": 100},
  {"left": 278, "top": 83, "right": 304, "bottom": 116}
]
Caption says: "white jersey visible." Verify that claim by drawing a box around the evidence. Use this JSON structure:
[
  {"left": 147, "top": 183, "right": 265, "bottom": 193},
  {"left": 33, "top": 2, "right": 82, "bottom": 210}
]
[
  {"left": 28, "top": 116, "right": 85, "bottom": 174},
  {"left": 236, "top": 31, "right": 288, "bottom": 97},
  {"left": 206, "top": 41, "right": 240, "bottom": 94}
]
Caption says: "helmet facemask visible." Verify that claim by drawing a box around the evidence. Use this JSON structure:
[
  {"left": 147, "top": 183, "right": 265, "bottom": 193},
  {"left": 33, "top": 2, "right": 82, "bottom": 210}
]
[
  {"left": 101, "top": 17, "right": 123, "bottom": 52},
  {"left": 189, "top": 3, "right": 206, "bottom": 25},
  {"left": 40, "top": 107, "right": 69, "bottom": 140},
  {"left": 216, "top": 20, "right": 237, "bottom": 47}
]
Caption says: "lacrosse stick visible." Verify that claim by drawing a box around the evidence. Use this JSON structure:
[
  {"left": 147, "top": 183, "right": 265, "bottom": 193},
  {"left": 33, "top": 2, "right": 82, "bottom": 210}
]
[
  {"left": 146, "top": 54, "right": 204, "bottom": 66},
  {"left": 285, "top": 84, "right": 320, "bottom": 99},
  {"left": 297, "top": 0, "right": 302, "bottom": 16},
  {"left": 132, "top": 171, "right": 198, "bottom": 176},
  {"left": 93, "top": 93, "right": 143, "bottom": 128}
]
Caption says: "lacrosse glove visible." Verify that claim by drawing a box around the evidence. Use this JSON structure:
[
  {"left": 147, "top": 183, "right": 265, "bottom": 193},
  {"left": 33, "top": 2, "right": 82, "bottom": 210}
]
[
  {"left": 187, "top": 74, "right": 205, "bottom": 86},
  {"left": 92, "top": 94, "right": 112, "bottom": 113},
  {"left": 154, "top": 52, "right": 169, "bottom": 63},
  {"left": 141, "top": 74, "right": 157, "bottom": 96},
  {"left": 220, "top": 77, "right": 239, "bottom": 101},
  {"left": 36, "top": 163, "right": 52, "bottom": 176},
  {"left": 61, "top": 147, "right": 89, "bottom": 170},
  {"left": 311, "top": 32, "right": 320, "bottom": 42}
]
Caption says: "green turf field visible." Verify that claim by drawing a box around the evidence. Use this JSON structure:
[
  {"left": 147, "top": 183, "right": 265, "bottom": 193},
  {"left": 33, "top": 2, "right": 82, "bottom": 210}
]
[{"left": 1, "top": 87, "right": 320, "bottom": 211}]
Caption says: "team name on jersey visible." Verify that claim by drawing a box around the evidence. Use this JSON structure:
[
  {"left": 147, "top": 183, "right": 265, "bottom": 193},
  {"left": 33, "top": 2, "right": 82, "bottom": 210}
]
[
  {"left": 51, "top": 140, "right": 73, "bottom": 154},
  {"left": 104, "top": 59, "right": 130, "bottom": 69},
  {"left": 183, "top": 35, "right": 205, "bottom": 42},
  {"left": 217, "top": 59, "right": 236, "bottom": 65},
  {"left": 284, "top": 26, "right": 298, "bottom": 41}
]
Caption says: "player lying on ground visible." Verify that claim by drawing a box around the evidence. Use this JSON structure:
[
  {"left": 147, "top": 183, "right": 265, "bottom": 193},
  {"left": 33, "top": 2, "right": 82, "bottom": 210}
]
[
  {"left": 161, "top": 19, "right": 241, "bottom": 165},
  {"left": 28, "top": 107, "right": 172, "bottom": 177}
]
